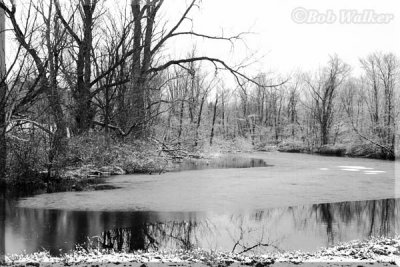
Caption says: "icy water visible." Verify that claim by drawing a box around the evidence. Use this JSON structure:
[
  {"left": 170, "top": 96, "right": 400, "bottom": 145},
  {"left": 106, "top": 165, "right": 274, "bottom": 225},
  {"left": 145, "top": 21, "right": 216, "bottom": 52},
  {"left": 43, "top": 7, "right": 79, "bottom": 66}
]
[
  {"left": 170, "top": 155, "right": 271, "bottom": 171},
  {"left": 3, "top": 152, "right": 400, "bottom": 255}
]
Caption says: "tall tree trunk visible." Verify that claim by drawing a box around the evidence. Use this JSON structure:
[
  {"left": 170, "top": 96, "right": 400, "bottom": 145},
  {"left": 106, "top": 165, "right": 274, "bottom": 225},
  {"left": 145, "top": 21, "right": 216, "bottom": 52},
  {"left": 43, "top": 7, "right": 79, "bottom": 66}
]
[
  {"left": 46, "top": 9, "right": 68, "bottom": 164},
  {"left": 116, "top": 45, "right": 128, "bottom": 130},
  {"left": 194, "top": 94, "right": 206, "bottom": 147},
  {"left": 0, "top": 0, "right": 6, "bottom": 183},
  {"left": 104, "top": 84, "right": 110, "bottom": 145},
  {"left": 0, "top": 6, "right": 5, "bottom": 263},
  {"left": 177, "top": 97, "right": 185, "bottom": 142},
  {"left": 209, "top": 94, "right": 218, "bottom": 146},
  {"left": 131, "top": 0, "right": 145, "bottom": 137},
  {"left": 251, "top": 116, "right": 255, "bottom": 145},
  {"left": 221, "top": 93, "right": 225, "bottom": 138},
  {"left": 74, "top": 1, "right": 95, "bottom": 133},
  {"left": 178, "top": 76, "right": 189, "bottom": 143},
  {"left": 55, "top": 0, "right": 96, "bottom": 133}
]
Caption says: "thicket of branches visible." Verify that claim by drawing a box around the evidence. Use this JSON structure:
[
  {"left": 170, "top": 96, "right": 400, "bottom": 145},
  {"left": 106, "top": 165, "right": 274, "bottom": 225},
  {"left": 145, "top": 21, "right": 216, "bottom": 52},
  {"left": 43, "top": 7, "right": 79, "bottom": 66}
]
[{"left": 0, "top": 0, "right": 398, "bottom": 182}]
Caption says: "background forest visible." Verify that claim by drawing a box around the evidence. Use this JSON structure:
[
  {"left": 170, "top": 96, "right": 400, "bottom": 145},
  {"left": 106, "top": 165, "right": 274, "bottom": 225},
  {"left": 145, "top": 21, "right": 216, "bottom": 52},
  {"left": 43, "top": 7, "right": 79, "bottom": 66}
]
[{"left": 0, "top": 0, "right": 398, "bottom": 185}]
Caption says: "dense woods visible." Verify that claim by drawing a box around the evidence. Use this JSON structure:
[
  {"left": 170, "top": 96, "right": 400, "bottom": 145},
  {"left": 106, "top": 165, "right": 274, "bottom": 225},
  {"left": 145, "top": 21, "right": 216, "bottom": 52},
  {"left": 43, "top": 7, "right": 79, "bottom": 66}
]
[{"left": 0, "top": 0, "right": 398, "bottom": 184}]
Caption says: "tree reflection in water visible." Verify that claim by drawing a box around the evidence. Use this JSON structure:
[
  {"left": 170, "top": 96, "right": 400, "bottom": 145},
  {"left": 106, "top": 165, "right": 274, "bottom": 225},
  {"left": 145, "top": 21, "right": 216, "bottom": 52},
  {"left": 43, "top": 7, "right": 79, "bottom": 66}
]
[
  {"left": 0, "top": 188, "right": 5, "bottom": 264},
  {"left": 312, "top": 199, "right": 396, "bottom": 247},
  {"left": 99, "top": 221, "right": 199, "bottom": 251},
  {"left": 5, "top": 198, "right": 399, "bottom": 255}
]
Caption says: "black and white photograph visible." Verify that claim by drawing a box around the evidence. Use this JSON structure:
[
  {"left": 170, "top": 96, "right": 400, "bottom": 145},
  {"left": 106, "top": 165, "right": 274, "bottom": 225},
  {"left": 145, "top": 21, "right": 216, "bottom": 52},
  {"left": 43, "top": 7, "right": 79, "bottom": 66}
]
[{"left": 0, "top": 0, "right": 399, "bottom": 266}]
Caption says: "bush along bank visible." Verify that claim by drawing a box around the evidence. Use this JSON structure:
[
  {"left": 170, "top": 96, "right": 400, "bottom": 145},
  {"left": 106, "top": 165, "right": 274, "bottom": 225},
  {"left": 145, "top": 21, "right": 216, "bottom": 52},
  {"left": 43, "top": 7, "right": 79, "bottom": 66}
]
[
  {"left": 276, "top": 140, "right": 396, "bottom": 160},
  {"left": 3, "top": 133, "right": 220, "bottom": 195},
  {"left": 3, "top": 133, "right": 172, "bottom": 195}
]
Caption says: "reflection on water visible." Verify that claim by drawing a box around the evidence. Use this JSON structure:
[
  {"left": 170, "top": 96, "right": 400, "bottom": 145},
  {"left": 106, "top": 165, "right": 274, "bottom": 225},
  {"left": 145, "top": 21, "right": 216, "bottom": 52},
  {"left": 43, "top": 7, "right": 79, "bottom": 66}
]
[
  {"left": 4, "top": 198, "right": 398, "bottom": 255},
  {"left": 1, "top": 189, "right": 5, "bottom": 262},
  {"left": 171, "top": 156, "right": 271, "bottom": 171}
]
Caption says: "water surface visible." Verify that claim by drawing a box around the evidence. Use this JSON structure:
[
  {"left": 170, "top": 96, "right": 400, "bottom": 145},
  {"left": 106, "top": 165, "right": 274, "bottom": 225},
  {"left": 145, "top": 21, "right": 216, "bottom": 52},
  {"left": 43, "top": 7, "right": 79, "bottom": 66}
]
[
  {"left": 170, "top": 155, "right": 271, "bottom": 171},
  {"left": 4, "top": 152, "right": 400, "bottom": 255},
  {"left": 5, "top": 198, "right": 399, "bottom": 255},
  {"left": 17, "top": 152, "right": 397, "bottom": 211}
]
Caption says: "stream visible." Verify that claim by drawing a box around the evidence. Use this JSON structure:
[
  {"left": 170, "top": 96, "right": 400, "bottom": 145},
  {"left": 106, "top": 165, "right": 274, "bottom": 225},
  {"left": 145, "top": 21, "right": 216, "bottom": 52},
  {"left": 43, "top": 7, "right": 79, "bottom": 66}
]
[{"left": 3, "top": 152, "right": 400, "bottom": 255}]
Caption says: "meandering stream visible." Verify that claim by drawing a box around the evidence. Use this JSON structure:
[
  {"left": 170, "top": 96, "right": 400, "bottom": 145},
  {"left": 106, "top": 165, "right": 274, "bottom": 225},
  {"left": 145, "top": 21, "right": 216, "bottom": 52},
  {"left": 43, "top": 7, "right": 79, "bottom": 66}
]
[{"left": 3, "top": 152, "right": 400, "bottom": 255}]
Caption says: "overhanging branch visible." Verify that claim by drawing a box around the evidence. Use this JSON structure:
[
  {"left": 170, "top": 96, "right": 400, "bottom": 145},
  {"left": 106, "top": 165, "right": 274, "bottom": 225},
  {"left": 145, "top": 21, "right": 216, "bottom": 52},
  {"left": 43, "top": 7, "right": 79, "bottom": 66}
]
[{"left": 147, "top": 56, "right": 288, "bottom": 88}]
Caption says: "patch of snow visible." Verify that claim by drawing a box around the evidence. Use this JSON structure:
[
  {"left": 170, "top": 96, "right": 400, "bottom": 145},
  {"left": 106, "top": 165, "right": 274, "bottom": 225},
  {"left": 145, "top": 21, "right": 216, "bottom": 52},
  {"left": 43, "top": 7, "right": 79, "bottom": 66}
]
[
  {"left": 338, "top": 166, "right": 374, "bottom": 170},
  {"left": 5, "top": 236, "right": 400, "bottom": 265}
]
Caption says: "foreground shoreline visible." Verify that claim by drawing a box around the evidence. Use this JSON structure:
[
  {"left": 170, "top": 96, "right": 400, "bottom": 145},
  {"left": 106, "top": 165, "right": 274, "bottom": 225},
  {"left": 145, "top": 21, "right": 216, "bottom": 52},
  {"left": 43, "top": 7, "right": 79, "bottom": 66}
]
[{"left": 4, "top": 237, "right": 400, "bottom": 266}]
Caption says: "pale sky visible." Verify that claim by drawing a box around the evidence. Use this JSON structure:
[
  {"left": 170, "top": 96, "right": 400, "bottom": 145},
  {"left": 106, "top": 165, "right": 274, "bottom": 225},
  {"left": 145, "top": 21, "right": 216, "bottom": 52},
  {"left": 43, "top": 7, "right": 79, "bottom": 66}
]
[
  {"left": 162, "top": 0, "right": 400, "bottom": 77},
  {"left": 5, "top": 0, "right": 400, "bottom": 80}
]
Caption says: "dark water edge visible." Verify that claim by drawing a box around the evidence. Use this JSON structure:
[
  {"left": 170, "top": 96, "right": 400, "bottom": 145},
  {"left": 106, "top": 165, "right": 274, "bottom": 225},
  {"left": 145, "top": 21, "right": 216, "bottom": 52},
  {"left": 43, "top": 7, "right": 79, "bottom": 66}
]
[
  {"left": 0, "top": 187, "right": 5, "bottom": 264},
  {"left": 1, "top": 155, "right": 271, "bottom": 257},
  {"left": 4, "top": 198, "right": 398, "bottom": 256},
  {"left": 170, "top": 155, "right": 271, "bottom": 172},
  {"left": 277, "top": 147, "right": 396, "bottom": 160},
  {"left": 2, "top": 156, "right": 270, "bottom": 198}
]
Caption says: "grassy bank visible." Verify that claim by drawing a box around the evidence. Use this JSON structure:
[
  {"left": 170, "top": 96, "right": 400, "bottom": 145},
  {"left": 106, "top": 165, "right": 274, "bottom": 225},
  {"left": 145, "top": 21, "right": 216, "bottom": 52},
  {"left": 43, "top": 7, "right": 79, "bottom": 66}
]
[{"left": 4, "top": 236, "right": 400, "bottom": 266}]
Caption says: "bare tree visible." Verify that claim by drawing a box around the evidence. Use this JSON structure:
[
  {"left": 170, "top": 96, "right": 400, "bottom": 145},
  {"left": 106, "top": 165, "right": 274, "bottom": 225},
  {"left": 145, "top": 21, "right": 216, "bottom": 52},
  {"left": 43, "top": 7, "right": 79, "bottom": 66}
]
[
  {"left": 357, "top": 52, "right": 398, "bottom": 158},
  {"left": 0, "top": 0, "right": 68, "bottom": 167},
  {"left": 209, "top": 93, "right": 219, "bottom": 146},
  {"left": 376, "top": 53, "right": 397, "bottom": 155},
  {"left": 287, "top": 78, "right": 300, "bottom": 139},
  {"left": 54, "top": 0, "right": 98, "bottom": 133},
  {"left": 305, "top": 55, "right": 350, "bottom": 146},
  {"left": 360, "top": 55, "right": 381, "bottom": 133}
]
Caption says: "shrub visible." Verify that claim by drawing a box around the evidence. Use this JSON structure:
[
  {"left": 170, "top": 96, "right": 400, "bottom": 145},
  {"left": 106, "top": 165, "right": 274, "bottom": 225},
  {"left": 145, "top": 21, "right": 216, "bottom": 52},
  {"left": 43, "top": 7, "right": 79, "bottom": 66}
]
[
  {"left": 317, "top": 144, "right": 347, "bottom": 156},
  {"left": 277, "top": 140, "right": 308, "bottom": 153},
  {"left": 7, "top": 131, "right": 49, "bottom": 181},
  {"left": 65, "top": 133, "right": 167, "bottom": 175},
  {"left": 345, "top": 142, "right": 385, "bottom": 159}
]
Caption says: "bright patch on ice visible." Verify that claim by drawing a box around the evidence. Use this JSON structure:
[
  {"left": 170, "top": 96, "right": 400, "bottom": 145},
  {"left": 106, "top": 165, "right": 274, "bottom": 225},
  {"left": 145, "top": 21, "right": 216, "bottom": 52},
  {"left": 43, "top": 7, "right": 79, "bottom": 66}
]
[
  {"left": 364, "top": 170, "right": 386, "bottom": 173},
  {"left": 319, "top": 168, "right": 329, "bottom": 171},
  {"left": 338, "top": 166, "right": 374, "bottom": 170}
]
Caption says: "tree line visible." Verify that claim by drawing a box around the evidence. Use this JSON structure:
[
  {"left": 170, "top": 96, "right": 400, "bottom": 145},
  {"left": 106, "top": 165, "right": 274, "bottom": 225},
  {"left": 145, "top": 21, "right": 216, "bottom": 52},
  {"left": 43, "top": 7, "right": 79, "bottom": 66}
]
[
  {"left": 0, "top": 0, "right": 274, "bottom": 180},
  {"left": 0, "top": 0, "right": 398, "bottom": 182}
]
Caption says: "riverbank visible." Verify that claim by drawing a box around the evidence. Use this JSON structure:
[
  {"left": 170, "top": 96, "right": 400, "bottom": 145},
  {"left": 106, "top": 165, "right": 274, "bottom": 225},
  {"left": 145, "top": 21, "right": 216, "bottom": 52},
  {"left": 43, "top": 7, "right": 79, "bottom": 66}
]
[
  {"left": 274, "top": 141, "right": 396, "bottom": 160},
  {"left": 4, "top": 237, "right": 400, "bottom": 266},
  {"left": 2, "top": 134, "right": 210, "bottom": 196},
  {"left": 3, "top": 134, "right": 257, "bottom": 195},
  {"left": 3, "top": 134, "right": 397, "bottom": 197}
]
